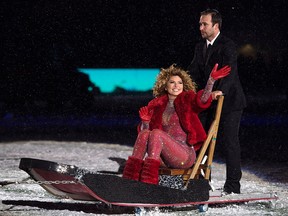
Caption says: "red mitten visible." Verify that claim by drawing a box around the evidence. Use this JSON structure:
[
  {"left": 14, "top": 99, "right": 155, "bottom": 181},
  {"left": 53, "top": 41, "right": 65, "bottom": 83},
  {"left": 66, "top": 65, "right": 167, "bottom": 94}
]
[
  {"left": 139, "top": 106, "right": 153, "bottom": 122},
  {"left": 210, "top": 63, "right": 231, "bottom": 81}
]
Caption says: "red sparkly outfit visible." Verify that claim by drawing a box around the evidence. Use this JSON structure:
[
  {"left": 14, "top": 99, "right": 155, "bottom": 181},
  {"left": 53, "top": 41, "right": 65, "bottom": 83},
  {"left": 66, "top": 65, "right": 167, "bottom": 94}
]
[
  {"left": 132, "top": 89, "right": 212, "bottom": 169},
  {"left": 122, "top": 65, "right": 229, "bottom": 184}
]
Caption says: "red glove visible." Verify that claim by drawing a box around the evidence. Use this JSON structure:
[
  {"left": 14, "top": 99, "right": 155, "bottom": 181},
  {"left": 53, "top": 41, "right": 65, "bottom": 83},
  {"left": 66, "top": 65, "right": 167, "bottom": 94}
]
[
  {"left": 210, "top": 63, "right": 231, "bottom": 81},
  {"left": 139, "top": 106, "right": 153, "bottom": 122}
]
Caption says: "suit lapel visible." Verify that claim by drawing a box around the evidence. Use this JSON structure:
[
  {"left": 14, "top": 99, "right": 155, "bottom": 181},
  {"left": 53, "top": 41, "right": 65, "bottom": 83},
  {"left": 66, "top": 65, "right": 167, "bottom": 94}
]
[
  {"left": 204, "top": 34, "right": 222, "bottom": 65},
  {"left": 205, "top": 45, "right": 212, "bottom": 65},
  {"left": 202, "top": 43, "right": 207, "bottom": 60}
]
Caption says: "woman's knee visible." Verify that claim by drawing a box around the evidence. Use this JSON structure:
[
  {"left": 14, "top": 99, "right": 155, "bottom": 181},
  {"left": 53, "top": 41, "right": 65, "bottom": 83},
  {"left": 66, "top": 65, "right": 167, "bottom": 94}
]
[
  {"left": 148, "top": 129, "right": 166, "bottom": 145},
  {"left": 149, "top": 129, "right": 163, "bottom": 138}
]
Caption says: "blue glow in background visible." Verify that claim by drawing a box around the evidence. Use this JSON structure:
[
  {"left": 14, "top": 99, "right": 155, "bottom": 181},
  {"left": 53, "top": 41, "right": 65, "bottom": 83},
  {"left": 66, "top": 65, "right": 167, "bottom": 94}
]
[{"left": 78, "top": 68, "right": 160, "bottom": 93}]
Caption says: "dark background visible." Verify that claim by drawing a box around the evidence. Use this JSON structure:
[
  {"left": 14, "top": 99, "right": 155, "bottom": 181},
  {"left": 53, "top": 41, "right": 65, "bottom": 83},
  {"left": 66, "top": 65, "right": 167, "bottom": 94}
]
[{"left": 1, "top": 0, "right": 287, "bottom": 162}]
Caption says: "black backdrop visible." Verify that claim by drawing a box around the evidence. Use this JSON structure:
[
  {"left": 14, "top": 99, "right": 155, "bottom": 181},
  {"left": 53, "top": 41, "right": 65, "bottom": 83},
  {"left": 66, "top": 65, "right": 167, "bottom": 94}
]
[{"left": 1, "top": 0, "right": 287, "bottom": 162}]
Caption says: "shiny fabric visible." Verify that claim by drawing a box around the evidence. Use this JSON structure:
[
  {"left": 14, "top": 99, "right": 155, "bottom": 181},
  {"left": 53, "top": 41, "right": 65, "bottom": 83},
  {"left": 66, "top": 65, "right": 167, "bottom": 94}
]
[
  {"left": 146, "top": 90, "right": 212, "bottom": 151},
  {"left": 132, "top": 102, "right": 196, "bottom": 169},
  {"left": 201, "top": 77, "right": 215, "bottom": 103}
]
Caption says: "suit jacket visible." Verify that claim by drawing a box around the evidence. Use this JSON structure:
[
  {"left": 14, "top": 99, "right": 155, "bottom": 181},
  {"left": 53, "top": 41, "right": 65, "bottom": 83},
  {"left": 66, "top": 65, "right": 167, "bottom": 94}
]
[
  {"left": 144, "top": 90, "right": 212, "bottom": 151},
  {"left": 188, "top": 34, "right": 246, "bottom": 113}
]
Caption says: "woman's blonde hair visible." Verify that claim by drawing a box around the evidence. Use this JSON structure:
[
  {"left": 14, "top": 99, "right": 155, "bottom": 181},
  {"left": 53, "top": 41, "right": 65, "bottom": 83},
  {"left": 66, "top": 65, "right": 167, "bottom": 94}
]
[{"left": 152, "top": 64, "right": 197, "bottom": 97}]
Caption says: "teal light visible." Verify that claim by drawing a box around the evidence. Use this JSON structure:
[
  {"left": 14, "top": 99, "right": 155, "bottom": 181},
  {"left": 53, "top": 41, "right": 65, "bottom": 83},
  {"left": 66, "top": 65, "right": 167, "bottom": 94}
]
[{"left": 78, "top": 68, "right": 160, "bottom": 93}]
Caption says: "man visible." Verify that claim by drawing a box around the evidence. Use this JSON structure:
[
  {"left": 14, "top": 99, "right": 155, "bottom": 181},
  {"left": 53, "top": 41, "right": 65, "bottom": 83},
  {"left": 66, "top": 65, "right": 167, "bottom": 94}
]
[{"left": 188, "top": 9, "right": 246, "bottom": 194}]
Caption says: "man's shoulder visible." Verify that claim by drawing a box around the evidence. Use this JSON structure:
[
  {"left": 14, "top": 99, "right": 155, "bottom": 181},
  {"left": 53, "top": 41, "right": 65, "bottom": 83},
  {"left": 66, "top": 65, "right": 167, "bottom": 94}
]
[
  {"left": 194, "top": 34, "right": 235, "bottom": 47},
  {"left": 194, "top": 41, "right": 205, "bottom": 50},
  {"left": 217, "top": 34, "right": 236, "bottom": 45}
]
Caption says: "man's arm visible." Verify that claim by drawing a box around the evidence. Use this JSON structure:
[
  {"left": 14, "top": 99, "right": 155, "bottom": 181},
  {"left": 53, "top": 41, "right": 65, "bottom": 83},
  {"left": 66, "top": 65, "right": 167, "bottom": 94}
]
[
  {"left": 187, "top": 44, "right": 206, "bottom": 88},
  {"left": 216, "top": 39, "right": 238, "bottom": 94}
]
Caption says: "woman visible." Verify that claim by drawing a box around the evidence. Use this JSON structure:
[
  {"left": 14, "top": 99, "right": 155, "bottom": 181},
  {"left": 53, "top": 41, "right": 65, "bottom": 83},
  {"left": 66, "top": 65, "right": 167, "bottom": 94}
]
[{"left": 122, "top": 63, "right": 230, "bottom": 184}]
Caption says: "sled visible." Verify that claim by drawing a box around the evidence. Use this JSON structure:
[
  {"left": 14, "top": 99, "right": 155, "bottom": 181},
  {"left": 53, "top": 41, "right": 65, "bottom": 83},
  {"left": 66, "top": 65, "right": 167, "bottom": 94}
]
[
  {"left": 17, "top": 96, "right": 225, "bottom": 202},
  {"left": 18, "top": 158, "right": 278, "bottom": 208},
  {"left": 18, "top": 158, "right": 209, "bottom": 206},
  {"left": 16, "top": 95, "right": 278, "bottom": 211},
  {"left": 18, "top": 158, "right": 210, "bottom": 205},
  {"left": 18, "top": 158, "right": 265, "bottom": 206}
]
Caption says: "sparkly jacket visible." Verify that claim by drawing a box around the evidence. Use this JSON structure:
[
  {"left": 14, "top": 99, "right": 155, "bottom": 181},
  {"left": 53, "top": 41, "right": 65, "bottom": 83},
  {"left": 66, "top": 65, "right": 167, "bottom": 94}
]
[{"left": 145, "top": 90, "right": 212, "bottom": 151}]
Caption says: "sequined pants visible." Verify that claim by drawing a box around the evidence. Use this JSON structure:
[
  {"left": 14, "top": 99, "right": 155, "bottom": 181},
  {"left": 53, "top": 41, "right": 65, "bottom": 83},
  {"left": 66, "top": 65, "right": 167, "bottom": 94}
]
[{"left": 131, "top": 129, "right": 196, "bottom": 168}]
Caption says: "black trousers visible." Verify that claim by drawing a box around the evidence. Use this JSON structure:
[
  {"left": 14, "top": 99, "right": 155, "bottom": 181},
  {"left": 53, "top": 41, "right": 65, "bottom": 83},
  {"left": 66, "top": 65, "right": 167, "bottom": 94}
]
[{"left": 199, "top": 109, "right": 243, "bottom": 193}]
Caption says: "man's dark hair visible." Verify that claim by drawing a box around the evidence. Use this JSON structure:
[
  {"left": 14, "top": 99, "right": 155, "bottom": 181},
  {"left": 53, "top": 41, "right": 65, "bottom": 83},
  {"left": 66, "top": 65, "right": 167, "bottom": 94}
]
[{"left": 201, "top": 9, "right": 222, "bottom": 30}]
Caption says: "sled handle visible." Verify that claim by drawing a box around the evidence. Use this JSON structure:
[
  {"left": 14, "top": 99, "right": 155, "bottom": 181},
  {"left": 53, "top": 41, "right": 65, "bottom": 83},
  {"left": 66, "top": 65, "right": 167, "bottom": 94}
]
[{"left": 184, "top": 95, "right": 224, "bottom": 189}]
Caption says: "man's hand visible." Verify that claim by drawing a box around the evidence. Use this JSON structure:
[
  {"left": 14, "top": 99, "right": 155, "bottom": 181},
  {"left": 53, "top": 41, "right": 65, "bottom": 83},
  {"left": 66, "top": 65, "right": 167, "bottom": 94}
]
[
  {"left": 139, "top": 106, "right": 153, "bottom": 122},
  {"left": 210, "top": 63, "right": 231, "bottom": 81}
]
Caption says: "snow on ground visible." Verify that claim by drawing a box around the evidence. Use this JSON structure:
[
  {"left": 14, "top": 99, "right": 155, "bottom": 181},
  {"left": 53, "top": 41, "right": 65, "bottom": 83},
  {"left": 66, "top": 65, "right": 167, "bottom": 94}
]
[{"left": 0, "top": 141, "right": 287, "bottom": 216}]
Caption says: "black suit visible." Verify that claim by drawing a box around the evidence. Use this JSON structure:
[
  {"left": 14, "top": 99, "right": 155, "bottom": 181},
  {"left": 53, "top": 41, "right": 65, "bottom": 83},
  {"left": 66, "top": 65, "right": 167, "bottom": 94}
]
[{"left": 188, "top": 34, "right": 246, "bottom": 193}]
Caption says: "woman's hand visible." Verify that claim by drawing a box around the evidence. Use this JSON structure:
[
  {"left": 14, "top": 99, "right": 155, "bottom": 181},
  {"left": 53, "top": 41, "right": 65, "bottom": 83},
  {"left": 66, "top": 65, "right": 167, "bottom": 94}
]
[
  {"left": 139, "top": 106, "right": 153, "bottom": 122},
  {"left": 201, "top": 64, "right": 228, "bottom": 103},
  {"left": 210, "top": 63, "right": 231, "bottom": 81},
  {"left": 211, "top": 91, "right": 223, "bottom": 100}
]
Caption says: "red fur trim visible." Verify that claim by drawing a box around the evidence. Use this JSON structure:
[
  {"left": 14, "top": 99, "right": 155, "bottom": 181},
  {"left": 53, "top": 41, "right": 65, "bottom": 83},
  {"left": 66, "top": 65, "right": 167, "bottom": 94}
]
[
  {"left": 122, "top": 156, "right": 143, "bottom": 181},
  {"left": 141, "top": 90, "right": 211, "bottom": 148},
  {"left": 140, "top": 158, "right": 160, "bottom": 185}
]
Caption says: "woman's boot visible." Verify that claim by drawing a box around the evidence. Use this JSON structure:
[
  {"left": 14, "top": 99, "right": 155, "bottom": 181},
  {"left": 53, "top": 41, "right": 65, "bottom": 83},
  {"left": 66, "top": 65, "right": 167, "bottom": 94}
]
[
  {"left": 140, "top": 157, "right": 160, "bottom": 184},
  {"left": 122, "top": 156, "right": 143, "bottom": 181}
]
